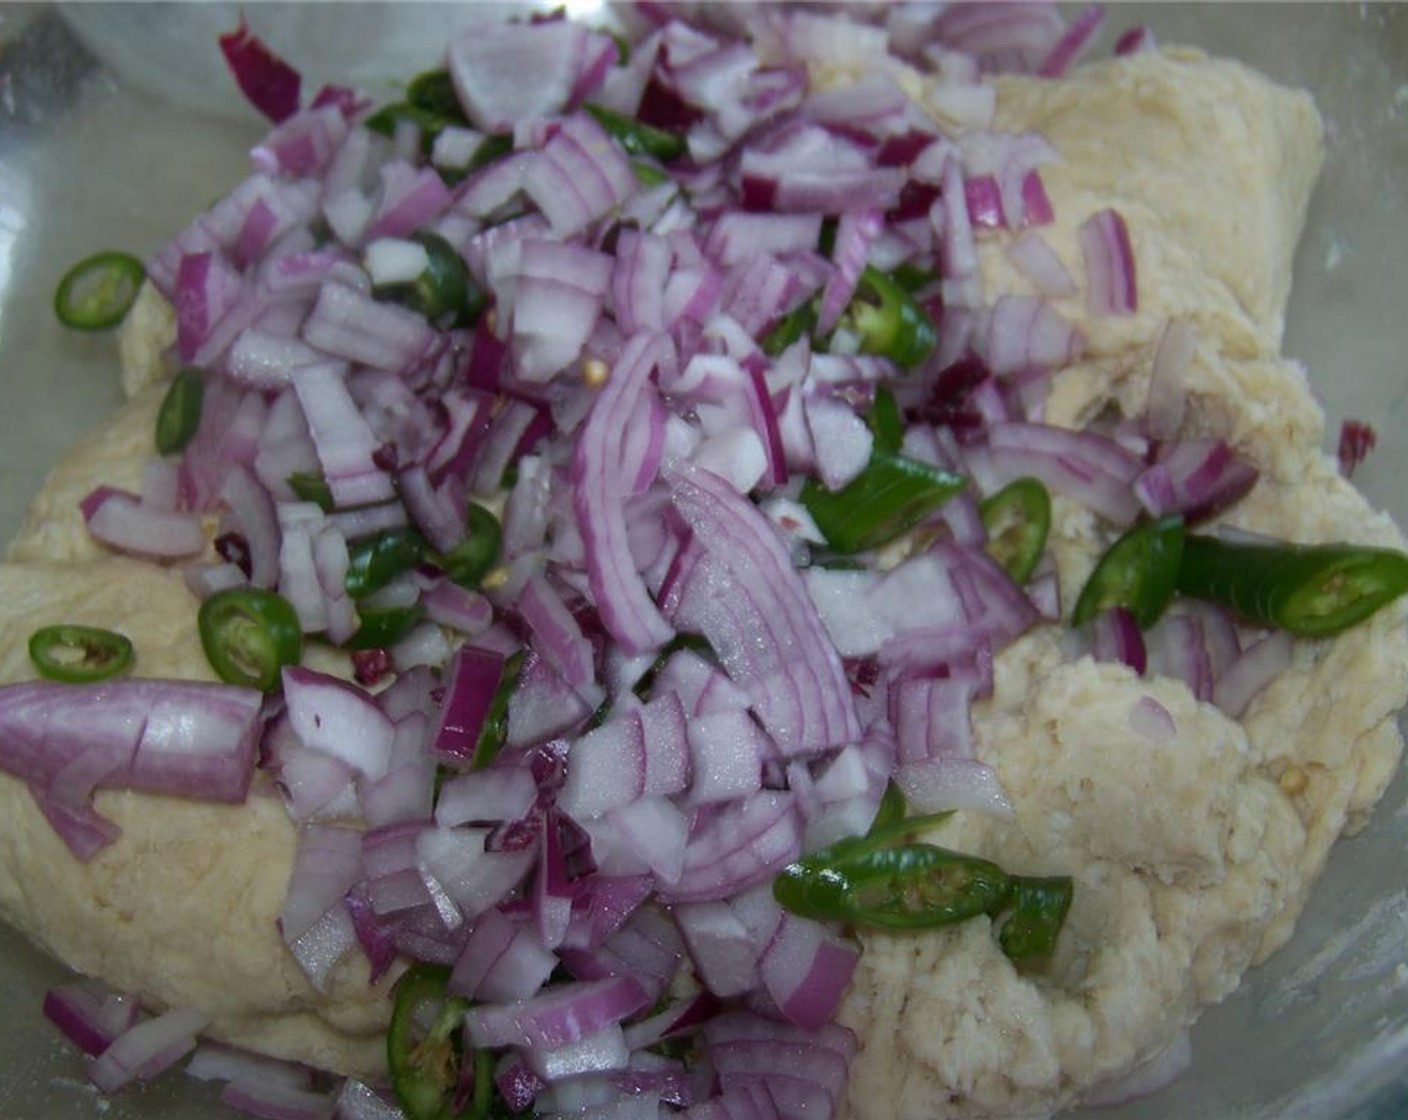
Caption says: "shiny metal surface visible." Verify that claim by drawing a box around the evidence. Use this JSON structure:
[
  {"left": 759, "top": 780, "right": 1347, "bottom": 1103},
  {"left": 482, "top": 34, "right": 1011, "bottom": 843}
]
[{"left": 0, "top": 5, "right": 1405, "bottom": 1118}]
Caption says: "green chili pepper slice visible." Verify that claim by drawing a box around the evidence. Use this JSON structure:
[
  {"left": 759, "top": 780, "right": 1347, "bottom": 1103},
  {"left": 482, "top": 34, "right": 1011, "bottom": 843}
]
[
  {"left": 154, "top": 367, "right": 205, "bottom": 456},
  {"left": 54, "top": 251, "right": 145, "bottom": 331},
  {"left": 980, "top": 477, "right": 1051, "bottom": 585},
  {"left": 287, "top": 470, "right": 336, "bottom": 512},
  {"left": 631, "top": 161, "right": 673, "bottom": 187},
  {"left": 469, "top": 133, "right": 515, "bottom": 171},
  {"left": 438, "top": 504, "right": 503, "bottom": 591},
  {"left": 472, "top": 650, "right": 526, "bottom": 770},
  {"left": 406, "top": 69, "right": 462, "bottom": 118},
  {"left": 1176, "top": 535, "right": 1408, "bottom": 638},
  {"left": 761, "top": 299, "right": 817, "bottom": 357},
  {"left": 774, "top": 842, "right": 1012, "bottom": 930},
  {"left": 345, "top": 529, "right": 429, "bottom": 600},
  {"left": 801, "top": 450, "right": 966, "bottom": 554},
  {"left": 346, "top": 604, "right": 427, "bottom": 651},
  {"left": 891, "top": 262, "right": 939, "bottom": 293},
  {"left": 866, "top": 387, "right": 905, "bottom": 456},
  {"left": 387, "top": 963, "right": 474, "bottom": 1120},
  {"left": 28, "top": 625, "right": 134, "bottom": 683},
  {"left": 997, "top": 876, "right": 1073, "bottom": 961},
  {"left": 838, "top": 266, "right": 937, "bottom": 369},
  {"left": 373, "top": 231, "right": 486, "bottom": 330},
  {"left": 1072, "top": 514, "right": 1186, "bottom": 629},
  {"left": 198, "top": 588, "right": 303, "bottom": 692},
  {"left": 584, "top": 102, "right": 687, "bottom": 162}
]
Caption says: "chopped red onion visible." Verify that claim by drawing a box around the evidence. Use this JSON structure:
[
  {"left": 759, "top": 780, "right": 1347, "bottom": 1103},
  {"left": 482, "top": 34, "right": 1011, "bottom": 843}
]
[
  {"left": 1080, "top": 208, "right": 1138, "bottom": 316},
  {"left": 43, "top": 982, "right": 141, "bottom": 1058},
  {"left": 88, "top": 1008, "right": 210, "bottom": 1094},
  {"left": 218, "top": 18, "right": 301, "bottom": 124}
]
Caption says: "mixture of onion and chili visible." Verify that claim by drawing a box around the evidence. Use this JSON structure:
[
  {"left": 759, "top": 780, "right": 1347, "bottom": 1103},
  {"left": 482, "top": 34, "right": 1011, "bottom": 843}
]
[{"left": 5, "top": 5, "right": 1408, "bottom": 1120}]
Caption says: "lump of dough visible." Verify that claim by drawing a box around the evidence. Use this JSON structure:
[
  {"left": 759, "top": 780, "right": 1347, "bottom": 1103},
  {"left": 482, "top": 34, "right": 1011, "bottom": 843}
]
[
  {"left": 0, "top": 559, "right": 393, "bottom": 1077},
  {"left": 981, "top": 48, "right": 1323, "bottom": 362},
  {"left": 836, "top": 48, "right": 1408, "bottom": 1120}
]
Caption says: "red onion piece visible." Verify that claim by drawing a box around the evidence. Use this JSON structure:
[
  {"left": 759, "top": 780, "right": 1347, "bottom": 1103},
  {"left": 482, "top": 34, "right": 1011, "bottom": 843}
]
[
  {"left": 1080, "top": 207, "right": 1138, "bottom": 316},
  {"left": 1338, "top": 419, "right": 1378, "bottom": 479},
  {"left": 1134, "top": 438, "right": 1259, "bottom": 524},
  {"left": 88, "top": 1008, "right": 210, "bottom": 1094},
  {"left": 1037, "top": 4, "right": 1105, "bottom": 78},
  {"left": 283, "top": 667, "right": 395, "bottom": 780},
  {"left": 464, "top": 974, "right": 651, "bottom": 1051},
  {"left": 43, "top": 983, "right": 141, "bottom": 1058},
  {"left": 448, "top": 20, "right": 589, "bottom": 131},
  {"left": 1213, "top": 631, "right": 1294, "bottom": 719},
  {"left": 1006, "top": 229, "right": 1078, "bottom": 298},
  {"left": 83, "top": 486, "right": 208, "bottom": 560},
  {"left": 1090, "top": 606, "right": 1148, "bottom": 674},
  {"left": 218, "top": 18, "right": 301, "bottom": 124}
]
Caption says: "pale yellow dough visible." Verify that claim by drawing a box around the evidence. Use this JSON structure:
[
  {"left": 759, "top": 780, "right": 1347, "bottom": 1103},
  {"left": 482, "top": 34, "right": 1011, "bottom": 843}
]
[
  {"left": 0, "top": 47, "right": 1404, "bottom": 1118},
  {"left": 837, "top": 49, "right": 1408, "bottom": 1120}
]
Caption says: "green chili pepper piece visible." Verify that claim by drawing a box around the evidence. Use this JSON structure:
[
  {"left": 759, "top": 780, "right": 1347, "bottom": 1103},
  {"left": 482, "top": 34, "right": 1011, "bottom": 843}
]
[
  {"left": 1176, "top": 535, "right": 1408, "bottom": 638},
  {"left": 198, "top": 588, "right": 303, "bottom": 692},
  {"left": 774, "top": 842, "right": 1011, "bottom": 930},
  {"left": 818, "top": 217, "right": 839, "bottom": 259},
  {"left": 373, "top": 232, "right": 486, "bottom": 330},
  {"left": 470, "top": 133, "right": 515, "bottom": 171},
  {"left": 287, "top": 471, "right": 336, "bottom": 512},
  {"left": 866, "top": 387, "right": 905, "bottom": 455},
  {"left": 631, "top": 161, "right": 673, "bottom": 187},
  {"left": 438, "top": 504, "right": 503, "bottom": 590},
  {"left": 344, "top": 529, "right": 429, "bottom": 600},
  {"left": 584, "top": 102, "right": 687, "bottom": 162},
  {"left": 761, "top": 299, "right": 817, "bottom": 357},
  {"left": 406, "top": 69, "right": 463, "bottom": 118},
  {"left": 801, "top": 450, "right": 966, "bottom": 554},
  {"left": 980, "top": 477, "right": 1051, "bottom": 585},
  {"left": 997, "top": 875, "right": 1073, "bottom": 961},
  {"left": 1073, "top": 514, "right": 1185, "bottom": 629},
  {"left": 28, "top": 625, "right": 134, "bottom": 684},
  {"left": 891, "top": 262, "right": 939, "bottom": 293},
  {"left": 54, "top": 251, "right": 145, "bottom": 331},
  {"left": 346, "top": 604, "right": 427, "bottom": 651},
  {"left": 840, "top": 266, "right": 937, "bottom": 369},
  {"left": 472, "top": 650, "right": 526, "bottom": 770},
  {"left": 867, "top": 781, "right": 909, "bottom": 836},
  {"left": 387, "top": 963, "right": 474, "bottom": 1120},
  {"left": 154, "top": 367, "right": 205, "bottom": 457},
  {"left": 632, "top": 633, "right": 713, "bottom": 700}
]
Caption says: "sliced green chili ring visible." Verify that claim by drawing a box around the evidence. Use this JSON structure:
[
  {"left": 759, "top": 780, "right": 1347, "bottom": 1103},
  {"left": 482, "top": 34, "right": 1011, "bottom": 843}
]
[
  {"left": 801, "top": 449, "right": 966, "bottom": 554},
  {"left": 387, "top": 963, "right": 473, "bottom": 1120},
  {"left": 997, "top": 875, "right": 1073, "bottom": 961},
  {"left": 28, "top": 625, "right": 134, "bottom": 683},
  {"left": 761, "top": 298, "right": 817, "bottom": 357},
  {"left": 345, "top": 528, "right": 429, "bottom": 600},
  {"left": 472, "top": 650, "right": 526, "bottom": 770},
  {"left": 584, "top": 102, "right": 687, "bottom": 162},
  {"left": 1072, "top": 514, "right": 1185, "bottom": 629},
  {"left": 198, "top": 588, "right": 303, "bottom": 692},
  {"left": 346, "top": 604, "right": 427, "bottom": 651},
  {"left": 980, "top": 477, "right": 1051, "bottom": 585},
  {"left": 866, "top": 387, "right": 905, "bottom": 456},
  {"left": 287, "top": 470, "right": 335, "bottom": 512},
  {"left": 774, "top": 842, "right": 1011, "bottom": 930},
  {"left": 373, "top": 231, "right": 486, "bottom": 329},
  {"left": 54, "top": 251, "right": 146, "bottom": 331},
  {"left": 1176, "top": 535, "right": 1408, "bottom": 638},
  {"left": 154, "top": 367, "right": 205, "bottom": 456},
  {"left": 438, "top": 504, "right": 503, "bottom": 590},
  {"left": 838, "top": 266, "right": 937, "bottom": 369}
]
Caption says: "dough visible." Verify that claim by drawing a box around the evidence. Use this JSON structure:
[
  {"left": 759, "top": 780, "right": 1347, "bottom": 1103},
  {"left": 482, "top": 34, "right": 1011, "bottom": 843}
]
[
  {"left": 836, "top": 50, "right": 1408, "bottom": 1120},
  {"left": 0, "top": 46, "right": 1403, "bottom": 1118}
]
